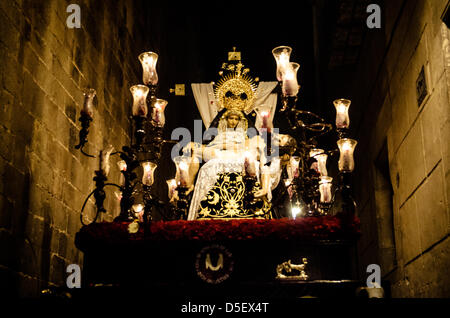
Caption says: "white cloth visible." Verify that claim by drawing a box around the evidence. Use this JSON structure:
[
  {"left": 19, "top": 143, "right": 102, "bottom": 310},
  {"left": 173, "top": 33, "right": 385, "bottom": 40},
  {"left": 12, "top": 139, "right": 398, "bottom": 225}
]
[
  {"left": 187, "top": 129, "right": 261, "bottom": 220},
  {"left": 191, "top": 81, "right": 278, "bottom": 129},
  {"left": 191, "top": 83, "right": 219, "bottom": 129}
]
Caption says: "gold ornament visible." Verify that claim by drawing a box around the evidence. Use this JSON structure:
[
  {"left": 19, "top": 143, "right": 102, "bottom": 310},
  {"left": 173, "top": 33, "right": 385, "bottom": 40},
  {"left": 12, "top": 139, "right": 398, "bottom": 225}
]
[
  {"left": 214, "top": 49, "right": 258, "bottom": 113},
  {"left": 127, "top": 220, "right": 140, "bottom": 234},
  {"left": 275, "top": 258, "right": 309, "bottom": 280}
]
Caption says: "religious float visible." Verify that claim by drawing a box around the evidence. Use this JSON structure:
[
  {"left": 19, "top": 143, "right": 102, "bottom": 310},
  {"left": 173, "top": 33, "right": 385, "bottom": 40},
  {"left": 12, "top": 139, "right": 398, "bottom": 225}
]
[{"left": 73, "top": 47, "right": 364, "bottom": 301}]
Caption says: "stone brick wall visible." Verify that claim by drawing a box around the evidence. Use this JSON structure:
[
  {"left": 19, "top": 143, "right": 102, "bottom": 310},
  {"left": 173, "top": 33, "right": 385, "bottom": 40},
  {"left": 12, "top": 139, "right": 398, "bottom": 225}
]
[
  {"left": 350, "top": 0, "right": 450, "bottom": 297},
  {"left": 0, "top": 0, "right": 150, "bottom": 297}
]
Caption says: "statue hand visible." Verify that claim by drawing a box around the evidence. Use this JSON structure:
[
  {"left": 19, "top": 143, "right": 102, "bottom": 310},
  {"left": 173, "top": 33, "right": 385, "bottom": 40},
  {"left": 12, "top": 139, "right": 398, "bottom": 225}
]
[
  {"left": 254, "top": 188, "right": 267, "bottom": 198},
  {"left": 182, "top": 142, "right": 193, "bottom": 154}
]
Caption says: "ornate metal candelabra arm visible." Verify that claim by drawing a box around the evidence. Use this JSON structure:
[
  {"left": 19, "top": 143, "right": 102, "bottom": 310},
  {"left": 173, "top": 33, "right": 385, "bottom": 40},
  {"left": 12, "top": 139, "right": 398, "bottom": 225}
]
[
  {"left": 143, "top": 125, "right": 165, "bottom": 161},
  {"left": 80, "top": 177, "right": 123, "bottom": 226},
  {"left": 292, "top": 110, "right": 334, "bottom": 143},
  {"left": 93, "top": 170, "right": 107, "bottom": 214},
  {"left": 337, "top": 127, "right": 350, "bottom": 139},
  {"left": 141, "top": 186, "right": 166, "bottom": 223},
  {"left": 339, "top": 171, "right": 357, "bottom": 219},
  {"left": 175, "top": 186, "right": 190, "bottom": 220},
  {"left": 132, "top": 116, "right": 146, "bottom": 150},
  {"left": 280, "top": 95, "right": 298, "bottom": 112},
  {"left": 148, "top": 84, "right": 158, "bottom": 101},
  {"left": 114, "top": 147, "right": 139, "bottom": 221},
  {"left": 142, "top": 185, "right": 153, "bottom": 224},
  {"left": 74, "top": 113, "right": 95, "bottom": 158}
]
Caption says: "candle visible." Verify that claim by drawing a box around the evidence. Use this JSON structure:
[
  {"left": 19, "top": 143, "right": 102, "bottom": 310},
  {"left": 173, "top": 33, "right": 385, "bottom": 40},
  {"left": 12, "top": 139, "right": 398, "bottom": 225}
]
[
  {"left": 179, "top": 160, "right": 189, "bottom": 187},
  {"left": 138, "top": 52, "right": 158, "bottom": 86},
  {"left": 166, "top": 179, "right": 177, "bottom": 200},
  {"left": 316, "top": 153, "right": 328, "bottom": 176},
  {"left": 319, "top": 176, "right": 333, "bottom": 203},
  {"left": 81, "top": 88, "right": 96, "bottom": 118},
  {"left": 141, "top": 161, "right": 157, "bottom": 186},
  {"left": 333, "top": 99, "right": 351, "bottom": 129},
  {"left": 261, "top": 111, "right": 269, "bottom": 129},
  {"left": 337, "top": 138, "right": 358, "bottom": 172},
  {"left": 244, "top": 151, "right": 257, "bottom": 177},
  {"left": 151, "top": 99, "right": 168, "bottom": 127},
  {"left": 130, "top": 85, "right": 149, "bottom": 117}
]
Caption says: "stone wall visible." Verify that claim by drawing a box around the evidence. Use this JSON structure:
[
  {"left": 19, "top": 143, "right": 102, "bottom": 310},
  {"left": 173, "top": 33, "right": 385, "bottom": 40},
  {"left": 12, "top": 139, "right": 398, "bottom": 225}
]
[
  {"left": 0, "top": 0, "right": 150, "bottom": 297},
  {"left": 351, "top": 0, "right": 450, "bottom": 297}
]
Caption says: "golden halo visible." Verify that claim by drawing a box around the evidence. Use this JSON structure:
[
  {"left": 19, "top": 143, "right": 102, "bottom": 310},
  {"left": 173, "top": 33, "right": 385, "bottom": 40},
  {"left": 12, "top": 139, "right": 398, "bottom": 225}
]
[{"left": 214, "top": 73, "right": 258, "bottom": 113}]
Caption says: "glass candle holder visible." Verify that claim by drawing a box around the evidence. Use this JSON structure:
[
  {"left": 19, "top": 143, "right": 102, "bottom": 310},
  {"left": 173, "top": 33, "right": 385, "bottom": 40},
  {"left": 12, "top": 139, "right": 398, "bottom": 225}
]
[
  {"left": 100, "top": 145, "right": 114, "bottom": 176},
  {"left": 132, "top": 203, "right": 144, "bottom": 221},
  {"left": 138, "top": 52, "right": 158, "bottom": 86},
  {"left": 337, "top": 138, "right": 358, "bottom": 172},
  {"left": 132, "top": 203, "right": 144, "bottom": 214},
  {"left": 173, "top": 156, "right": 199, "bottom": 188},
  {"left": 255, "top": 104, "right": 272, "bottom": 131},
  {"left": 309, "top": 148, "right": 324, "bottom": 158},
  {"left": 319, "top": 176, "right": 333, "bottom": 203},
  {"left": 309, "top": 148, "right": 323, "bottom": 173},
  {"left": 141, "top": 161, "right": 157, "bottom": 186},
  {"left": 130, "top": 85, "right": 149, "bottom": 117},
  {"left": 333, "top": 99, "right": 351, "bottom": 129},
  {"left": 284, "top": 179, "right": 293, "bottom": 199},
  {"left": 272, "top": 46, "right": 292, "bottom": 81},
  {"left": 117, "top": 160, "right": 127, "bottom": 171},
  {"left": 114, "top": 191, "right": 122, "bottom": 202},
  {"left": 166, "top": 179, "right": 177, "bottom": 200},
  {"left": 316, "top": 153, "right": 328, "bottom": 176},
  {"left": 151, "top": 99, "right": 168, "bottom": 127},
  {"left": 287, "top": 156, "right": 300, "bottom": 179},
  {"left": 81, "top": 88, "right": 96, "bottom": 118},
  {"left": 282, "top": 62, "right": 300, "bottom": 97},
  {"left": 117, "top": 160, "right": 127, "bottom": 186},
  {"left": 291, "top": 201, "right": 302, "bottom": 219}
]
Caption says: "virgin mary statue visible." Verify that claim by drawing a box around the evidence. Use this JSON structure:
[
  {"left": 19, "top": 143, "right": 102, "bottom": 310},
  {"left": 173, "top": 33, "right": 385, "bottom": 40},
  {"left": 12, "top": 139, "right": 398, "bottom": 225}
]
[{"left": 184, "top": 53, "right": 281, "bottom": 220}]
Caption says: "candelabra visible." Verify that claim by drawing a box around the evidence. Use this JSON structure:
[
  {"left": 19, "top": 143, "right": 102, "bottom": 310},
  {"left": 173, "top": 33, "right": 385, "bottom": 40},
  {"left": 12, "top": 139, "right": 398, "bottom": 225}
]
[
  {"left": 76, "top": 51, "right": 178, "bottom": 226},
  {"left": 271, "top": 46, "right": 358, "bottom": 219}
]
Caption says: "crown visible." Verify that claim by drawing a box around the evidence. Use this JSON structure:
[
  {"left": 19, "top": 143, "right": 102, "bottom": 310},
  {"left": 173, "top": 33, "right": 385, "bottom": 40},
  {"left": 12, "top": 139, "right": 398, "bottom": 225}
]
[{"left": 213, "top": 48, "right": 259, "bottom": 113}]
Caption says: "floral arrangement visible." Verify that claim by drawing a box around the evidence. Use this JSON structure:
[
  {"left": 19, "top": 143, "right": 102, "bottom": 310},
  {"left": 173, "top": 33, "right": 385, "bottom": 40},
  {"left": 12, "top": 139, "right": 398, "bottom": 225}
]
[{"left": 75, "top": 214, "right": 360, "bottom": 251}]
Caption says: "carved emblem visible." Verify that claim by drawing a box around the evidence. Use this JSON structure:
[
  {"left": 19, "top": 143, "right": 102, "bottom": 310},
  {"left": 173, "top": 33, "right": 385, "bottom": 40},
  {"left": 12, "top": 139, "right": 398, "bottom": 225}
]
[{"left": 196, "top": 245, "right": 234, "bottom": 284}]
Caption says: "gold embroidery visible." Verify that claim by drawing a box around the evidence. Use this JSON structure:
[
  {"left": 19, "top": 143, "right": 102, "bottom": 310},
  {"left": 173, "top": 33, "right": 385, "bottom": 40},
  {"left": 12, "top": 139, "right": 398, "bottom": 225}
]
[{"left": 197, "top": 172, "right": 272, "bottom": 219}]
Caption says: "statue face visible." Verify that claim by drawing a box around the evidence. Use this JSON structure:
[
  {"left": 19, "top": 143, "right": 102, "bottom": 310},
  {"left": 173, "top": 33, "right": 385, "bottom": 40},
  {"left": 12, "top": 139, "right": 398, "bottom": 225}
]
[{"left": 226, "top": 114, "right": 240, "bottom": 128}]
